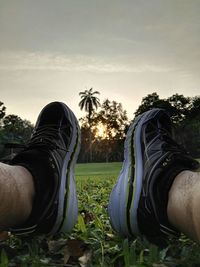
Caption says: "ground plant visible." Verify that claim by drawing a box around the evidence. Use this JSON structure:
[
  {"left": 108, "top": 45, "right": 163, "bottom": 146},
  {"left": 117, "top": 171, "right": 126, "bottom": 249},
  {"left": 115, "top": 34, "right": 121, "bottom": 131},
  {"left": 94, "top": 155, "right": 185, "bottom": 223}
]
[{"left": 0, "top": 162, "right": 199, "bottom": 266}]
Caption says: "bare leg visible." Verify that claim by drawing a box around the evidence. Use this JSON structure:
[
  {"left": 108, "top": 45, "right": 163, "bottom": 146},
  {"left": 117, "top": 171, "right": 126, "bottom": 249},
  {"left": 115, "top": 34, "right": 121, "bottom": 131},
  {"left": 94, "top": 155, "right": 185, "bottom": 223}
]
[
  {"left": 0, "top": 162, "right": 35, "bottom": 230},
  {"left": 167, "top": 170, "right": 200, "bottom": 242}
]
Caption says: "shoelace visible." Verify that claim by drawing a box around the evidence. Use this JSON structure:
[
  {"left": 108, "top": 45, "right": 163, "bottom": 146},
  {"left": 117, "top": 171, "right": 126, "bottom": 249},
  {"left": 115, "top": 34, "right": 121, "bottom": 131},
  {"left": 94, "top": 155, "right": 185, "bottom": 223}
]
[
  {"left": 157, "top": 127, "right": 187, "bottom": 154},
  {"left": 28, "top": 126, "right": 61, "bottom": 150}
]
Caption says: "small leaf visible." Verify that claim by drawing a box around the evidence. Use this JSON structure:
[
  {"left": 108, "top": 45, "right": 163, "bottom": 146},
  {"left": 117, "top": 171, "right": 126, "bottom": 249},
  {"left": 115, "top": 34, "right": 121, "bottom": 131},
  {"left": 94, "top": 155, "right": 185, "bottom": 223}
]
[{"left": 78, "top": 214, "right": 87, "bottom": 233}]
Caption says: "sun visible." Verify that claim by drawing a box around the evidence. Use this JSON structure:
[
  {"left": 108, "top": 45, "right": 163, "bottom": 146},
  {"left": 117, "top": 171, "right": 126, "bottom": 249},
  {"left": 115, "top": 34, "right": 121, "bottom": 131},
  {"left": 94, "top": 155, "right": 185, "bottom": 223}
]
[{"left": 95, "top": 123, "right": 107, "bottom": 139}]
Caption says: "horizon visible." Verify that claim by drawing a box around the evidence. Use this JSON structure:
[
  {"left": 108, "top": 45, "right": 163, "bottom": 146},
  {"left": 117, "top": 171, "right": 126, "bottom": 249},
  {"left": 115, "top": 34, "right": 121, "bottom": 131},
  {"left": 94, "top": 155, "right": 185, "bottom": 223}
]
[{"left": 1, "top": 90, "right": 199, "bottom": 125}]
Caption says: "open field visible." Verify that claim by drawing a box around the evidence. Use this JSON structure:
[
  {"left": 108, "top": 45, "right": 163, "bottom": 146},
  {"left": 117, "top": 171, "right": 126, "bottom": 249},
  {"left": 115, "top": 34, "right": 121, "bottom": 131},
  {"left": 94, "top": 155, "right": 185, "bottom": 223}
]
[
  {"left": 1, "top": 162, "right": 200, "bottom": 266},
  {"left": 75, "top": 162, "right": 122, "bottom": 178}
]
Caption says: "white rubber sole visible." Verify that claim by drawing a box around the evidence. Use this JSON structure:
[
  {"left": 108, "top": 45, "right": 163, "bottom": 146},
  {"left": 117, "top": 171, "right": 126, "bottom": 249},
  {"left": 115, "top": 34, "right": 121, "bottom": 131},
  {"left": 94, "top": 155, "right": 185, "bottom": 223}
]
[
  {"left": 49, "top": 102, "right": 81, "bottom": 235},
  {"left": 108, "top": 109, "right": 161, "bottom": 237}
]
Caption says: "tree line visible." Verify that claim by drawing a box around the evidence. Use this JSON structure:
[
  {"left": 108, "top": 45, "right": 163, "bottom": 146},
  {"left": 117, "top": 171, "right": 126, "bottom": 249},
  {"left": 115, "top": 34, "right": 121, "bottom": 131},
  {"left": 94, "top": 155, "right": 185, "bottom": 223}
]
[
  {"left": 135, "top": 92, "right": 200, "bottom": 158},
  {"left": 0, "top": 101, "right": 33, "bottom": 160},
  {"left": 0, "top": 91, "right": 200, "bottom": 162},
  {"left": 79, "top": 89, "right": 129, "bottom": 162},
  {"left": 78, "top": 90, "right": 200, "bottom": 162}
]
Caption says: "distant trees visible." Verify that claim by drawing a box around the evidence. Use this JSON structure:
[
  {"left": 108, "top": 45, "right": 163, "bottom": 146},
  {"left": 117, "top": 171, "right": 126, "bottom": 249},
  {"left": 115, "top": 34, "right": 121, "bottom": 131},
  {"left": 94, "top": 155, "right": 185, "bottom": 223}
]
[
  {"left": 79, "top": 92, "right": 129, "bottom": 163},
  {"left": 96, "top": 99, "right": 128, "bottom": 140},
  {"left": 1, "top": 90, "right": 199, "bottom": 163},
  {"left": 79, "top": 91, "right": 200, "bottom": 162},
  {"left": 0, "top": 102, "right": 33, "bottom": 159},
  {"left": 2, "top": 114, "right": 33, "bottom": 143},
  {"left": 93, "top": 99, "right": 129, "bottom": 162},
  {"left": 135, "top": 92, "right": 170, "bottom": 116},
  {"left": 134, "top": 92, "right": 198, "bottom": 123},
  {"left": 135, "top": 92, "right": 200, "bottom": 157}
]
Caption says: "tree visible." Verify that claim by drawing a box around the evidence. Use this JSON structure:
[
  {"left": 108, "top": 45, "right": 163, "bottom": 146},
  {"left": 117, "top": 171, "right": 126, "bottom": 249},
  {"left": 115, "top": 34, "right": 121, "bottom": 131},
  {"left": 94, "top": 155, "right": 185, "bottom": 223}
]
[
  {"left": 135, "top": 92, "right": 192, "bottom": 124},
  {"left": 0, "top": 114, "right": 33, "bottom": 159},
  {"left": 78, "top": 98, "right": 129, "bottom": 163},
  {"left": 134, "top": 92, "right": 173, "bottom": 117},
  {"left": 176, "top": 96, "right": 200, "bottom": 157},
  {"left": 167, "top": 94, "right": 190, "bottom": 124},
  {"left": 135, "top": 92, "right": 200, "bottom": 157},
  {"left": 93, "top": 99, "right": 129, "bottom": 162},
  {"left": 79, "top": 88, "right": 101, "bottom": 124},
  {"left": 187, "top": 96, "right": 200, "bottom": 120},
  {"left": 79, "top": 88, "right": 101, "bottom": 162},
  {"left": 0, "top": 102, "right": 6, "bottom": 126},
  {"left": 96, "top": 99, "right": 128, "bottom": 140},
  {"left": 2, "top": 114, "right": 33, "bottom": 143}
]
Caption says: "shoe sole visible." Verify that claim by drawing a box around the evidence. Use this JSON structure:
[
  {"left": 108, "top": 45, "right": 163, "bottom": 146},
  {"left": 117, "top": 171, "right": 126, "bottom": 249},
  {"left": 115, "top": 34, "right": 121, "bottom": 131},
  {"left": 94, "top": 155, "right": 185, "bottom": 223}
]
[
  {"left": 49, "top": 102, "right": 81, "bottom": 235},
  {"left": 108, "top": 109, "right": 162, "bottom": 237}
]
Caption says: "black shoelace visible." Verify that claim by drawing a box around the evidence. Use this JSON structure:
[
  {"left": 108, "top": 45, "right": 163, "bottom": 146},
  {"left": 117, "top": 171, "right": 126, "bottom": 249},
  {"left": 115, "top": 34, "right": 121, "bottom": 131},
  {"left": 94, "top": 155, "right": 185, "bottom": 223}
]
[{"left": 157, "top": 127, "right": 187, "bottom": 154}]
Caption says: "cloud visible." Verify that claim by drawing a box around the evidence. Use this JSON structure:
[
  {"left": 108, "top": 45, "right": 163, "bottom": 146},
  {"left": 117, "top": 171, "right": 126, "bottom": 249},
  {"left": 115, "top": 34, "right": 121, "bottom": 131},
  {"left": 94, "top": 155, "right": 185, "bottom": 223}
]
[{"left": 0, "top": 51, "right": 174, "bottom": 73}]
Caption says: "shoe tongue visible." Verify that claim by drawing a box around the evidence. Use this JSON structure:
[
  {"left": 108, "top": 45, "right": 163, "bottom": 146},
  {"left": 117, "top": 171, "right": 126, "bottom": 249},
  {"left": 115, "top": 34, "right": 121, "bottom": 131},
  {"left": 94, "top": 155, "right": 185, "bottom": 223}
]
[
  {"left": 37, "top": 103, "right": 64, "bottom": 127},
  {"left": 157, "top": 111, "right": 172, "bottom": 133}
]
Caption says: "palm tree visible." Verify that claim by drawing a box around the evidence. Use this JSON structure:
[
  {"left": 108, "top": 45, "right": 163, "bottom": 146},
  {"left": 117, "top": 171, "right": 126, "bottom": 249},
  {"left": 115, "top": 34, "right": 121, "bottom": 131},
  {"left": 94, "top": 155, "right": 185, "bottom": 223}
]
[
  {"left": 79, "top": 88, "right": 100, "bottom": 162},
  {"left": 79, "top": 88, "right": 100, "bottom": 123}
]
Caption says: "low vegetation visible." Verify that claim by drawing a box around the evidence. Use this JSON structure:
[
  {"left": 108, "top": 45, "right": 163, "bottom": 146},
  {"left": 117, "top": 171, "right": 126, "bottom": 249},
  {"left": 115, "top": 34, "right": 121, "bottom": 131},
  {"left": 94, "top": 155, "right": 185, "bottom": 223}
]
[{"left": 0, "top": 162, "right": 200, "bottom": 267}]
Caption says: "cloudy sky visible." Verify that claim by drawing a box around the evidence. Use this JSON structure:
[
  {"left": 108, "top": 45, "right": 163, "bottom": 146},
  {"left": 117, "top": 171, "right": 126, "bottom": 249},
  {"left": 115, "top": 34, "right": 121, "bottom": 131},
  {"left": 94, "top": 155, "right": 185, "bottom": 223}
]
[{"left": 0, "top": 0, "right": 200, "bottom": 123}]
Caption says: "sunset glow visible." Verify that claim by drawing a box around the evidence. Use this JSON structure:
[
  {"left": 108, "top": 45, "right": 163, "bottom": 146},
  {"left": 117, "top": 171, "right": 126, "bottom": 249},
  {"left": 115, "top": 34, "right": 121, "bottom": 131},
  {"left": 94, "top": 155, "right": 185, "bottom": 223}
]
[{"left": 95, "top": 123, "right": 107, "bottom": 139}]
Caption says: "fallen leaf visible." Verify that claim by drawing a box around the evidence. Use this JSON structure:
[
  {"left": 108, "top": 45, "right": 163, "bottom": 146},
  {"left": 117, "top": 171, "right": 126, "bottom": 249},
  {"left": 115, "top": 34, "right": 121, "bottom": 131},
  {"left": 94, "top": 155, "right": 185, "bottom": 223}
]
[
  {"left": 65, "top": 240, "right": 88, "bottom": 258},
  {"left": 48, "top": 239, "right": 91, "bottom": 266}
]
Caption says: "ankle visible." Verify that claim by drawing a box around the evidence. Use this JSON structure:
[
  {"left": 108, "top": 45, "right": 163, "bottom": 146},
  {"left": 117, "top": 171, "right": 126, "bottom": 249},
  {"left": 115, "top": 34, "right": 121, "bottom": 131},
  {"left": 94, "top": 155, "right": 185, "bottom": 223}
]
[
  {"left": 167, "top": 170, "right": 200, "bottom": 241},
  {"left": 0, "top": 163, "right": 35, "bottom": 229},
  {"left": 12, "top": 165, "right": 35, "bottom": 222}
]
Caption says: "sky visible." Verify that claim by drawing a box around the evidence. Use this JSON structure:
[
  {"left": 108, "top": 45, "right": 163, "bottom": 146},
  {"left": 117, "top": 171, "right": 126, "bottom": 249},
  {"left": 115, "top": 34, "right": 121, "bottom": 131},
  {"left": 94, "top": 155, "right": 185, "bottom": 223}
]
[{"left": 0, "top": 0, "right": 200, "bottom": 123}]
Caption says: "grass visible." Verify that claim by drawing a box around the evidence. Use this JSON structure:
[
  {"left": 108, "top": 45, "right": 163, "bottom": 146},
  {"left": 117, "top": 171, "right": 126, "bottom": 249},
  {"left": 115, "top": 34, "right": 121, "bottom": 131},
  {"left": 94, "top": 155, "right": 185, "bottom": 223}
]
[
  {"left": 75, "top": 162, "right": 122, "bottom": 177},
  {"left": 1, "top": 162, "right": 200, "bottom": 266},
  {"left": 74, "top": 162, "right": 200, "bottom": 266}
]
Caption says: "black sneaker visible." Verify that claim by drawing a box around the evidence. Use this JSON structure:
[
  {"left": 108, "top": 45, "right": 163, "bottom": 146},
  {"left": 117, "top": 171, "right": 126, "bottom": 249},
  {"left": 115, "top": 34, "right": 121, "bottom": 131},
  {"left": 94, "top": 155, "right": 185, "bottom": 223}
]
[
  {"left": 9, "top": 102, "right": 80, "bottom": 236},
  {"left": 108, "top": 108, "right": 199, "bottom": 245}
]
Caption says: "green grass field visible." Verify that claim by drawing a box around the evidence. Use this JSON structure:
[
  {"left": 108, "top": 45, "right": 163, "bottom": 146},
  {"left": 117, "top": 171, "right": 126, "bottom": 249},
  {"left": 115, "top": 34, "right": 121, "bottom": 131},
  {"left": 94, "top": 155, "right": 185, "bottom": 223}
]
[
  {"left": 1, "top": 162, "right": 200, "bottom": 267},
  {"left": 75, "top": 162, "right": 122, "bottom": 178}
]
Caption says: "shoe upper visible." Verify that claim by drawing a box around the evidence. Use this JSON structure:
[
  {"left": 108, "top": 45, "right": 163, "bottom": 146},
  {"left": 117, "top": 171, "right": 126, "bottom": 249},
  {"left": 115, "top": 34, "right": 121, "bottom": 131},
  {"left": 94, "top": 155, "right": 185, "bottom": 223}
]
[
  {"left": 137, "top": 109, "right": 199, "bottom": 245},
  {"left": 10, "top": 102, "right": 80, "bottom": 236}
]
